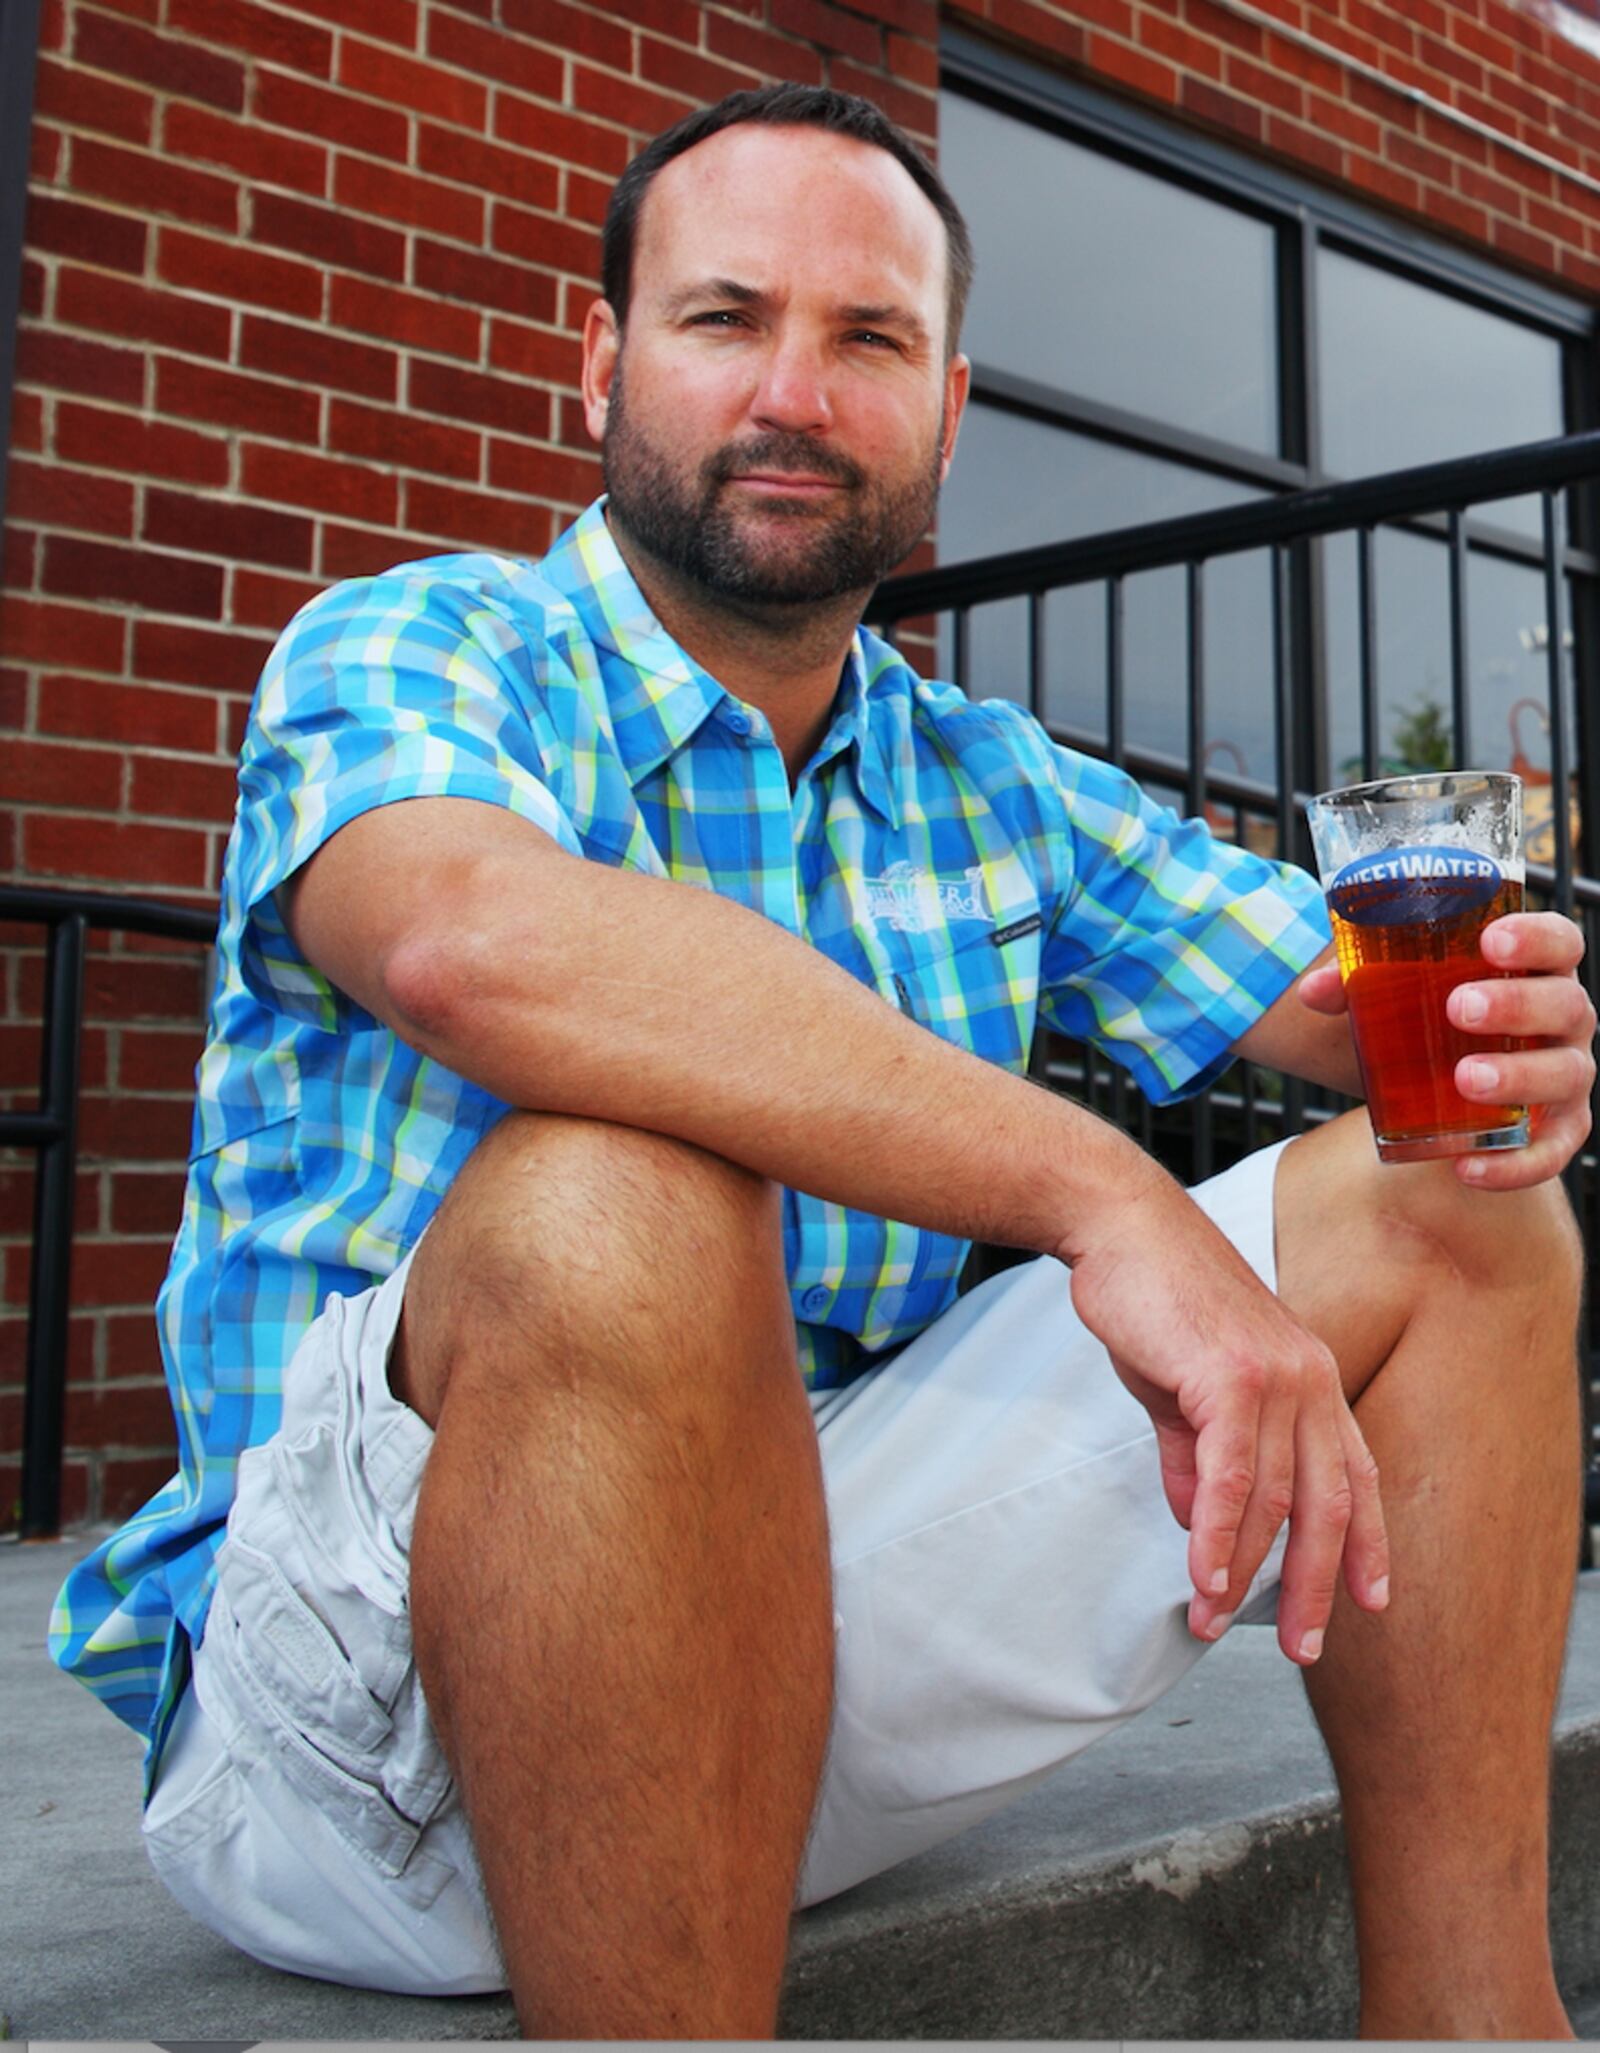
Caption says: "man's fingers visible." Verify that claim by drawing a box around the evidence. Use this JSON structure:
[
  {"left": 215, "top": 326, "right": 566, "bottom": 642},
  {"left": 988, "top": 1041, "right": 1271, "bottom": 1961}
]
[
  {"left": 1272, "top": 1395, "right": 1388, "bottom": 1663},
  {"left": 1457, "top": 1045, "right": 1595, "bottom": 1111},
  {"left": 1192, "top": 1392, "right": 1295, "bottom": 1642},
  {"left": 1271, "top": 1401, "right": 1351, "bottom": 1664},
  {"left": 1296, "top": 960, "right": 1348, "bottom": 1016},
  {"left": 1337, "top": 1414, "right": 1389, "bottom": 1615},
  {"left": 1448, "top": 973, "right": 1596, "bottom": 1042},
  {"left": 1480, "top": 910, "right": 1585, "bottom": 973},
  {"left": 1153, "top": 1415, "right": 1199, "bottom": 1532},
  {"left": 1455, "top": 1106, "right": 1591, "bottom": 1191},
  {"left": 1184, "top": 1408, "right": 1259, "bottom": 1630}
]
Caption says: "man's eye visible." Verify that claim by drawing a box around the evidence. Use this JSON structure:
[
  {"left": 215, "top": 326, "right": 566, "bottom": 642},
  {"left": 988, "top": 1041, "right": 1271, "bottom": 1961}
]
[
  {"left": 850, "top": 330, "right": 898, "bottom": 350},
  {"left": 691, "top": 310, "right": 747, "bottom": 329}
]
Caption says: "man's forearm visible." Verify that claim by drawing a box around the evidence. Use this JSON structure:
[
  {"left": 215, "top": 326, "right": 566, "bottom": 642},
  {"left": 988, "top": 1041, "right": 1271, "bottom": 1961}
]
[{"left": 289, "top": 800, "right": 1173, "bottom": 1265}]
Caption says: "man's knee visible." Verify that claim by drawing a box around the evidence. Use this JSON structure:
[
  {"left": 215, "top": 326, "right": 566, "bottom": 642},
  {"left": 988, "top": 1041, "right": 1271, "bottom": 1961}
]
[
  {"left": 1279, "top": 1109, "right": 1584, "bottom": 1400},
  {"left": 1374, "top": 1139, "right": 1582, "bottom": 1318},
  {"left": 396, "top": 1111, "right": 788, "bottom": 1424}
]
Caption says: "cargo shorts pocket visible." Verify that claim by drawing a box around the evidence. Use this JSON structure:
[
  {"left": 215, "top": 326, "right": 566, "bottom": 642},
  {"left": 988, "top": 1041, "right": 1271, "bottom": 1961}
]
[{"left": 208, "top": 1534, "right": 454, "bottom": 1906}]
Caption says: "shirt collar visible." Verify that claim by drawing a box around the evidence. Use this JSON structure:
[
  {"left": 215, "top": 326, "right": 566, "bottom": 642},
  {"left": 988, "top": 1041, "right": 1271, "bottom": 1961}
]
[
  {"left": 807, "top": 634, "right": 903, "bottom": 829},
  {"left": 542, "top": 498, "right": 904, "bottom": 825},
  {"left": 542, "top": 500, "right": 726, "bottom": 785}
]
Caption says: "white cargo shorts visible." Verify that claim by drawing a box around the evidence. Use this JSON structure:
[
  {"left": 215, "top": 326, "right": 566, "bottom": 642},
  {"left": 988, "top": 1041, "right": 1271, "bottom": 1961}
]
[{"left": 142, "top": 1140, "right": 1292, "bottom": 1996}]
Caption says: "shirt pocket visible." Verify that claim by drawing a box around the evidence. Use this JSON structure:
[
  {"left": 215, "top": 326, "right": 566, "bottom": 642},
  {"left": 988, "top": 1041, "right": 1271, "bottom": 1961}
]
[{"left": 883, "top": 899, "right": 1044, "bottom": 1074}]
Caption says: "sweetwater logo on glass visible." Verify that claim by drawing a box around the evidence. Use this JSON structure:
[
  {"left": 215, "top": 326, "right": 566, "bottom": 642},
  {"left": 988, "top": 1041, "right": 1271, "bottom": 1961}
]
[{"left": 1328, "top": 846, "right": 1503, "bottom": 928}]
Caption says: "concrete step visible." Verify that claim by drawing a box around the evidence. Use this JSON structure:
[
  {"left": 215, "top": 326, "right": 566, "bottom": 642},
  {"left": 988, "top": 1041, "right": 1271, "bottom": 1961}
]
[{"left": 8, "top": 1532, "right": 1600, "bottom": 2041}]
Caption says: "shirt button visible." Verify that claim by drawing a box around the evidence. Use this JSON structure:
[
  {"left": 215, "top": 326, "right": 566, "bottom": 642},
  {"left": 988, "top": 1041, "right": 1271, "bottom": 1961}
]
[
  {"left": 723, "top": 707, "right": 752, "bottom": 735},
  {"left": 800, "top": 1285, "right": 831, "bottom": 1317}
]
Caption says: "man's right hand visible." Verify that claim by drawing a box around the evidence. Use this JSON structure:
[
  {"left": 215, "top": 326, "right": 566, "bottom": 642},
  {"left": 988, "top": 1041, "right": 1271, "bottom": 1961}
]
[{"left": 1064, "top": 1166, "right": 1391, "bottom": 1665}]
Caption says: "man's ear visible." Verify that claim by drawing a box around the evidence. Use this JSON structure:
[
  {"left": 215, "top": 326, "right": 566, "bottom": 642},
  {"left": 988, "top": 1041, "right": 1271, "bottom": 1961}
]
[
  {"left": 581, "top": 298, "right": 620, "bottom": 445},
  {"left": 938, "top": 351, "right": 971, "bottom": 484}
]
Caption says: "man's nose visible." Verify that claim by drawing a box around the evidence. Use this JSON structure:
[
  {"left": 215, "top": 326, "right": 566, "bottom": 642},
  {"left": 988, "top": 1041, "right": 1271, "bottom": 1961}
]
[{"left": 749, "top": 337, "right": 833, "bottom": 436}]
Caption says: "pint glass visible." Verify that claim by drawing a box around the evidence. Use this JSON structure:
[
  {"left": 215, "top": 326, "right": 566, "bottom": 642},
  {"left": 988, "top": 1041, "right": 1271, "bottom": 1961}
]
[{"left": 1305, "top": 770, "right": 1528, "bottom": 1164}]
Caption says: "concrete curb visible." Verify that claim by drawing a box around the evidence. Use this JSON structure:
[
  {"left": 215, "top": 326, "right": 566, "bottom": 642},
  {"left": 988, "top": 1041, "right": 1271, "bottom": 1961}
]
[{"left": 9, "top": 1537, "right": 1600, "bottom": 2041}]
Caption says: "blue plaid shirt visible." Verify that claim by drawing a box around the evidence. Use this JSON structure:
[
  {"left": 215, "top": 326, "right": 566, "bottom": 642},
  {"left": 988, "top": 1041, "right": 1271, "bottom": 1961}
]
[{"left": 51, "top": 499, "right": 1330, "bottom": 1775}]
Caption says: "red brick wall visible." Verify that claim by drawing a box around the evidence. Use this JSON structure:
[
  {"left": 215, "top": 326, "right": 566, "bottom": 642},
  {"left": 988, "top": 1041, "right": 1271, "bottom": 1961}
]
[
  {"left": 0, "top": 0, "right": 1593, "bottom": 1529},
  {"left": 0, "top": 0, "right": 936, "bottom": 1531}
]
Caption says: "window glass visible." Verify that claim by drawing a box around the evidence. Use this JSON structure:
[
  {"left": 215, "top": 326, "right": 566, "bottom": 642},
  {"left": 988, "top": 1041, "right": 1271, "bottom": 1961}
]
[
  {"left": 940, "top": 92, "right": 1279, "bottom": 455},
  {"left": 938, "top": 400, "right": 1257, "bottom": 559},
  {"left": 934, "top": 405, "right": 1275, "bottom": 777},
  {"left": 1316, "top": 249, "right": 1565, "bottom": 534}
]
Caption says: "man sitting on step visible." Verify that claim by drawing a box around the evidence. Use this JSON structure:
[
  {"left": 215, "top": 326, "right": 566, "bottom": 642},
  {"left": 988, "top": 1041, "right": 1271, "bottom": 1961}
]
[{"left": 52, "top": 84, "right": 1595, "bottom": 2039}]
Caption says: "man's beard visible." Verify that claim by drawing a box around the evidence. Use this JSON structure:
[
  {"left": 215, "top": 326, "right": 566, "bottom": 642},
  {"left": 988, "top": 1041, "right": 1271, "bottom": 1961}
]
[{"left": 601, "top": 366, "right": 944, "bottom": 608}]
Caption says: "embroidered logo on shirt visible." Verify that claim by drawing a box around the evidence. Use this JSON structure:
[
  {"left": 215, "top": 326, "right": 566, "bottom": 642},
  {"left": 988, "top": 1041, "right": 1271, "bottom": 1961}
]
[{"left": 866, "top": 862, "right": 991, "bottom": 933}]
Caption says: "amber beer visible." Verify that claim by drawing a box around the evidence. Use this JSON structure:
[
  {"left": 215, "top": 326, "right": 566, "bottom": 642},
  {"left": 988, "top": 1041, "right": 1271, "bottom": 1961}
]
[
  {"left": 1308, "top": 772, "right": 1529, "bottom": 1165},
  {"left": 1329, "top": 875, "right": 1524, "bottom": 1158}
]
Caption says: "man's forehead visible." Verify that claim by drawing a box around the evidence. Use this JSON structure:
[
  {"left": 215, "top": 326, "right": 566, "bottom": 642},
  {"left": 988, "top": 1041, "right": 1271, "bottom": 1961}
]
[{"left": 633, "top": 123, "right": 947, "bottom": 306}]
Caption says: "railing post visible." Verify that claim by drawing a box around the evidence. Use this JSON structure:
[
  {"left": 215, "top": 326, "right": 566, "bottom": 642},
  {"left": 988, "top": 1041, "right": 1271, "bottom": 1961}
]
[
  {"left": 21, "top": 913, "right": 86, "bottom": 1540},
  {"left": 1027, "top": 590, "right": 1045, "bottom": 724},
  {"left": 1357, "top": 526, "right": 1379, "bottom": 781},
  {"left": 1448, "top": 509, "right": 1473, "bottom": 770},
  {"left": 1543, "top": 490, "right": 1575, "bottom": 919},
  {"left": 1273, "top": 543, "right": 1307, "bottom": 1138},
  {"left": 1106, "top": 575, "right": 1124, "bottom": 769}
]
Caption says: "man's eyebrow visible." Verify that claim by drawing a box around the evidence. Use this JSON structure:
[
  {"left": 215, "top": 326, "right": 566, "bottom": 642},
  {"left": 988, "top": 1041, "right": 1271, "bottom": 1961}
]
[
  {"left": 839, "top": 302, "right": 931, "bottom": 345},
  {"left": 661, "top": 277, "right": 766, "bottom": 318}
]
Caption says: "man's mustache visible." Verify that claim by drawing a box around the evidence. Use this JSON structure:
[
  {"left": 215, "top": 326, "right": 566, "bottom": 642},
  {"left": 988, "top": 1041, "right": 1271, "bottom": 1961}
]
[{"left": 705, "top": 436, "right": 864, "bottom": 491}]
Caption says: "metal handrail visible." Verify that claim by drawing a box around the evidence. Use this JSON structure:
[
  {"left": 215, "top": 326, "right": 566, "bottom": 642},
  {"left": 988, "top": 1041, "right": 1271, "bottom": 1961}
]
[
  {"left": 0, "top": 885, "right": 215, "bottom": 1538},
  {"left": 873, "top": 429, "right": 1600, "bottom": 617}
]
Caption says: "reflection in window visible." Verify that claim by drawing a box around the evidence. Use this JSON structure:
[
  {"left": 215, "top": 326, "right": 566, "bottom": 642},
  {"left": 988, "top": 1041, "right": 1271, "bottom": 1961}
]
[
  {"left": 1317, "top": 249, "right": 1564, "bottom": 535},
  {"left": 939, "top": 400, "right": 1256, "bottom": 557},
  {"left": 941, "top": 93, "right": 1280, "bottom": 455},
  {"left": 936, "top": 405, "right": 1275, "bottom": 779}
]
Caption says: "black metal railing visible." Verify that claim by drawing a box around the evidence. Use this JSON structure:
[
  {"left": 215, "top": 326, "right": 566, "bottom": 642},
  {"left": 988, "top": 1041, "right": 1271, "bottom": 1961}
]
[
  {"left": 1, "top": 884, "right": 215, "bottom": 1538},
  {"left": 874, "top": 428, "right": 1600, "bottom": 1482}
]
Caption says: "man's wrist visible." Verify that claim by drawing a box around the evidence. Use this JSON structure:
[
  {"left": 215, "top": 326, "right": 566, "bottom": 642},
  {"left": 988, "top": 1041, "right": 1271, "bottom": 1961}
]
[{"left": 1042, "top": 1109, "right": 1182, "bottom": 1271}]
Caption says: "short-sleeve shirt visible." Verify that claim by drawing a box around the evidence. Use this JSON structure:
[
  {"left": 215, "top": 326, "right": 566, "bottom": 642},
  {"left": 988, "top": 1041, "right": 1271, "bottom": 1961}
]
[{"left": 50, "top": 498, "right": 1331, "bottom": 1777}]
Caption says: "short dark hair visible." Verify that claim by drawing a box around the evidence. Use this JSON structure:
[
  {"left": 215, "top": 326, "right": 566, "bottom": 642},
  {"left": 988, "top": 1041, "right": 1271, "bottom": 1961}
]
[{"left": 600, "top": 84, "right": 974, "bottom": 354}]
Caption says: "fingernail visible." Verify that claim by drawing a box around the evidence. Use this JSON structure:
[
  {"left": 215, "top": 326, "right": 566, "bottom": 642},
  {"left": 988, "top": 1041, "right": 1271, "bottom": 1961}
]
[
  {"left": 1483, "top": 924, "right": 1515, "bottom": 963},
  {"left": 1208, "top": 1567, "right": 1229, "bottom": 1595},
  {"left": 1369, "top": 1575, "right": 1390, "bottom": 1609},
  {"left": 1456, "top": 987, "right": 1489, "bottom": 1025},
  {"left": 1206, "top": 1611, "right": 1236, "bottom": 1641},
  {"left": 1460, "top": 1157, "right": 1488, "bottom": 1182},
  {"left": 1461, "top": 1056, "right": 1498, "bottom": 1093},
  {"left": 1298, "top": 1628, "right": 1325, "bottom": 1663}
]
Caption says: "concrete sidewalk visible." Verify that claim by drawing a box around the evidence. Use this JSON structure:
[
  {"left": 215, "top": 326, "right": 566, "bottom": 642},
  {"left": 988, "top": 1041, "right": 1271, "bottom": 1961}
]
[{"left": 8, "top": 1530, "right": 1600, "bottom": 2041}]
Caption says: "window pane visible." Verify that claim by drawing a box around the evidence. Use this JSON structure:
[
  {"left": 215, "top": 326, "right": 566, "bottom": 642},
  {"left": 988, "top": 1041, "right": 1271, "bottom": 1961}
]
[
  {"left": 941, "top": 92, "right": 1280, "bottom": 455},
  {"left": 1316, "top": 249, "right": 1564, "bottom": 534},
  {"left": 933, "top": 407, "right": 1274, "bottom": 775},
  {"left": 939, "top": 401, "right": 1258, "bottom": 558}
]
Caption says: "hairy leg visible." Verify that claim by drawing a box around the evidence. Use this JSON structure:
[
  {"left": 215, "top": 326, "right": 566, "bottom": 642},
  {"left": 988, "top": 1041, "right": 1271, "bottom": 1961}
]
[
  {"left": 1274, "top": 1111, "right": 1583, "bottom": 2040},
  {"left": 395, "top": 1112, "right": 834, "bottom": 2038}
]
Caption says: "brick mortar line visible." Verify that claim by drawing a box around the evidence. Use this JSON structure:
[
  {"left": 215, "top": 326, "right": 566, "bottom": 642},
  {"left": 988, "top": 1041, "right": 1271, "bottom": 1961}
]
[{"left": 1208, "top": 0, "right": 1600, "bottom": 202}]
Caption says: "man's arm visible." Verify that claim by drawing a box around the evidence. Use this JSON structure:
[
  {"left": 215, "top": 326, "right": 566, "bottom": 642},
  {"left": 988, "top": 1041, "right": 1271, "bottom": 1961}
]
[
  {"left": 282, "top": 793, "right": 1390, "bottom": 1662},
  {"left": 1232, "top": 943, "right": 1361, "bottom": 1095}
]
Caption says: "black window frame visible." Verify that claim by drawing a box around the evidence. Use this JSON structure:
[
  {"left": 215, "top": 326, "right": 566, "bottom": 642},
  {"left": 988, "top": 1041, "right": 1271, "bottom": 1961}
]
[{"left": 0, "top": 0, "right": 43, "bottom": 557}]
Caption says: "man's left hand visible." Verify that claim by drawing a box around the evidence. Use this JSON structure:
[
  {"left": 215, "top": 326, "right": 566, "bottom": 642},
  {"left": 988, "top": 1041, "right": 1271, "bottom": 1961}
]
[{"left": 1298, "top": 911, "right": 1596, "bottom": 1190}]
